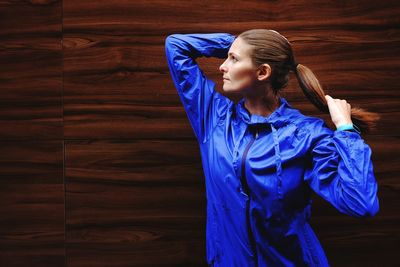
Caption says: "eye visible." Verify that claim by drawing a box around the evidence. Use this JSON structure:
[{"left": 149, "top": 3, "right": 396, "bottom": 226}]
[{"left": 231, "top": 55, "right": 238, "bottom": 62}]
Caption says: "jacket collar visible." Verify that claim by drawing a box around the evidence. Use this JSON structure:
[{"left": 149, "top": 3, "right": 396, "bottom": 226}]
[{"left": 235, "top": 97, "right": 293, "bottom": 128}]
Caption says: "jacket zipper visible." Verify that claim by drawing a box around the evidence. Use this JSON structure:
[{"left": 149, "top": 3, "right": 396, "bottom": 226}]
[{"left": 240, "top": 126, "right": 259, "bottom": 265}]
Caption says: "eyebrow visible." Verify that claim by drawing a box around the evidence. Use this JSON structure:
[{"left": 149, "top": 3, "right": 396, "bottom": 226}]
[{"left": 228, "top": 52, "right": 240, "bottom": 57}]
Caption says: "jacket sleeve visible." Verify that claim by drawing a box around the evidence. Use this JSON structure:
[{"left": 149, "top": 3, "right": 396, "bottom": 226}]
[
  {"left": 165, "top": 33, "right": 236, "bottom": 143},
  {"left": 303, "top": 119, "right": 379, "bottom": 218}
]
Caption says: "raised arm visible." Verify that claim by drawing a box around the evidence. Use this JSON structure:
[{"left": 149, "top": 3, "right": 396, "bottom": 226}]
[
  {"left": 165, "top": 33, "right": 236, "bottom": 143},
  {"left": 304, "top": 119, "right": 379, "bottom": 218}
]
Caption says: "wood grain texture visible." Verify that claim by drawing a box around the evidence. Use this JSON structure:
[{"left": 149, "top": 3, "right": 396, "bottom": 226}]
[
  {"left": 63, "top": 136, "right": 400, "bottom": 266},
  {"left": 0, "top": 0, "right": 399, "bottom": 266},
  {"left": 62, "top": 0, "right": 400, "bottom": 263},
  {"left": 63, "top": 2, "right": 400, "bottom": 138},
  {"left": 0, "top": 141, "right": 65, "bottom": 266},
  {"left": 0, "top": 0, "right": 65, "bottom": 266},
  {"left": 65, "top": 140, "right": 206, "bottom": 266},
  {"left": 0, "top": 0, "right": 63, "bottom": 140}
]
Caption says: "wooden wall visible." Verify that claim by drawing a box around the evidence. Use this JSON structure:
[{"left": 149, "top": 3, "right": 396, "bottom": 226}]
[{"left": 0, "top": 0, "right": 399, "bottom": 266}]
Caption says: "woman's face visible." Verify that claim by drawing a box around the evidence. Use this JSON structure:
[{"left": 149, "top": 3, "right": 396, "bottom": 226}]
[{"left": 219, "top": 37, "right": 258, "bottom": 96}]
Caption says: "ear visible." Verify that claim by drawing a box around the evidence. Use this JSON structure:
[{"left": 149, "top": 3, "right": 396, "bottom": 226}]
[{"left": 256, "top": 64, "right": 272, "bottom": 81}]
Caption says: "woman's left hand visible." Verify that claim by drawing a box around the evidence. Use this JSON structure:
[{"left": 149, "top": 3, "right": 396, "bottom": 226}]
[{"left": 325, "top": 95, "right": 353, "bottom": 128}]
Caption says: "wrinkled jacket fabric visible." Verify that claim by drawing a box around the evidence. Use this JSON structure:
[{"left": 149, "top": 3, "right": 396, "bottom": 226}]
[{"left": 165, "top": 33, "right": 379, "bottom": 267}]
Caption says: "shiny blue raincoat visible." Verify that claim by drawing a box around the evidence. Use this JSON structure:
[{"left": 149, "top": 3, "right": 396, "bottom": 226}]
[{"left": 165, "top": 33, "right": 379, "bottom": 267}]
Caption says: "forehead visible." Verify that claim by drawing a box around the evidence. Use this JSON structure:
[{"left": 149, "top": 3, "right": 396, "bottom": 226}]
[{"left": 228, "top": 37, "right": 253, "bottom": 57}]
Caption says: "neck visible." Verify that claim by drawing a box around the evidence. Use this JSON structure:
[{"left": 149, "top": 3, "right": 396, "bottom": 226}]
[{"left": 244, "top": 89, "right": 280, "bottom": 117}]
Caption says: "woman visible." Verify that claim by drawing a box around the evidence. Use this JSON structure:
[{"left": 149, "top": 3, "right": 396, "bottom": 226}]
[{"left": 164, "top": 29, "right": 379, "bottom": 267}]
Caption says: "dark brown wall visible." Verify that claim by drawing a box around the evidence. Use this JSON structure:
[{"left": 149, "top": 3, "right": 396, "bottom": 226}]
[{"left": 0, "top": 0, "right": 399, "bottom": 266}]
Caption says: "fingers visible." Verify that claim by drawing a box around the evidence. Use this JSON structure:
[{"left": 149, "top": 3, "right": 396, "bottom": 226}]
[
  {"left": 325, "top": 95, "right": 333, "bottom": 103},
  {"left": 325, "top": 95, "right": 352, "bottom": 113},
  {"left": 325, "top": 95, "right": 350, "bottom": 106},
  {"left": 325, "top": 95, "right": 345, "bottom": 102},
  {"left": 325, "top": 95, "right": 353, "bottom": 126}
]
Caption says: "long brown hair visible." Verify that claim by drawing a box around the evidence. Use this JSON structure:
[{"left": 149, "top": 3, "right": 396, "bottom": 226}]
[{"left": 238, "top": 29, "right": 379, "bottom": 133}]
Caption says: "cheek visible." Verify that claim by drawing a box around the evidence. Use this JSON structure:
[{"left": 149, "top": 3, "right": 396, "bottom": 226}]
[{"left": 231, "top": 68, "right": 255, "bottom": 85}]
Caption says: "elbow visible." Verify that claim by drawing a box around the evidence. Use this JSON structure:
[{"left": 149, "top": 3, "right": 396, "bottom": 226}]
[
  {"left": 355, "top": 196, "right": 380, "bottom": 218},
  {"left": 165, "top": 34, "right": 174, "bottom": 44},
  {"left": 365, "top": 198, "right": 380, "bottom": 218},
  {"left": 164, "top": 35, "right": 179, "bottom": 66},
  {"left": 360, "top": 182, "right": 380, "bottom": 218},
  {"left": 344, "top": 176, "right": 380, "bottom": 218},
  {"left": 165, "top": 35, "right": 175, "bottom": 50},
  {"left": 165, "top": 34, "right": 186, "bottom": 59},
  {"left": 165, "top": 34, "right": 182, "bottom": 48},
  {"left": 340, "top": 187, "right": 380, "bottom": 218}
]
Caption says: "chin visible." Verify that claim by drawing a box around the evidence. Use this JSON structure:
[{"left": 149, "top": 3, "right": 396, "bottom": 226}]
[
  {"left": 222, "top": 86, "right": 230, "bottom": 92},
  {"left": 222, "top": 84, "right": 237, "bottom": 93},
  {"left": 223, "top": 85, "right": 244, "bottom": 94}
]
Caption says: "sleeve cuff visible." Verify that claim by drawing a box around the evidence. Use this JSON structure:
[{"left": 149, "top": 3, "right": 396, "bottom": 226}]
[{"left": 336, "top": 123, "right": 361, "bottom": 134}]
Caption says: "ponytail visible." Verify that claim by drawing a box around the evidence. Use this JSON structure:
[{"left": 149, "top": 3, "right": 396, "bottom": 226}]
[
  {"left": 293, "top": 64, "right": 380, "bottom": 133},
  {"left": 237, "top": 28, "right": 379, "bottom": 133}
]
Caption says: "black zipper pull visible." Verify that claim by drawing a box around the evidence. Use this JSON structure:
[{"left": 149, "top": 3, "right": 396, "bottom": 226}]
[{"left": 251, "top": 124, "right": 259, "bottom": 139}]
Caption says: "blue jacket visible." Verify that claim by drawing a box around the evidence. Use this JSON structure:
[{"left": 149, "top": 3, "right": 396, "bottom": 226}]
[{"left": 165, "top": 33, "right": 379, "bottom": 267}]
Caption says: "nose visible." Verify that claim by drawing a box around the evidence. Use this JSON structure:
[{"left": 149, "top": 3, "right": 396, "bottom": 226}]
[{"left": 219, "top": 58, "right": 228, "bottom": 73}]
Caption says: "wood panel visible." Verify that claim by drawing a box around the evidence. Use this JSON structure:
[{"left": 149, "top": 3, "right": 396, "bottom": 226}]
[
  {"left": 312, "top": 189, "right": 398, "bottom": 267},
  {"left": 65, "top": 140, "right": 206, "bottom": 266},
  {"left": 63, "top": 135, "right": 399, "bottom": 266},
  {"left": 63, "top": 25, "right": 400, "bottom": 138},
  {"left": 62, "top": 0, "right": 399, "bottom": 266},
  {"left": 0, "top": 141, "right": 64, "bottom": 266},
  {"left": 0, "top": 0, "right": 63, "bottom": 140},
  {"left": 0, "top": 0, "right": 398, "bottom": 266},
  {"left": 0, "top": 0, "right": 64, "bottom": 266}
]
